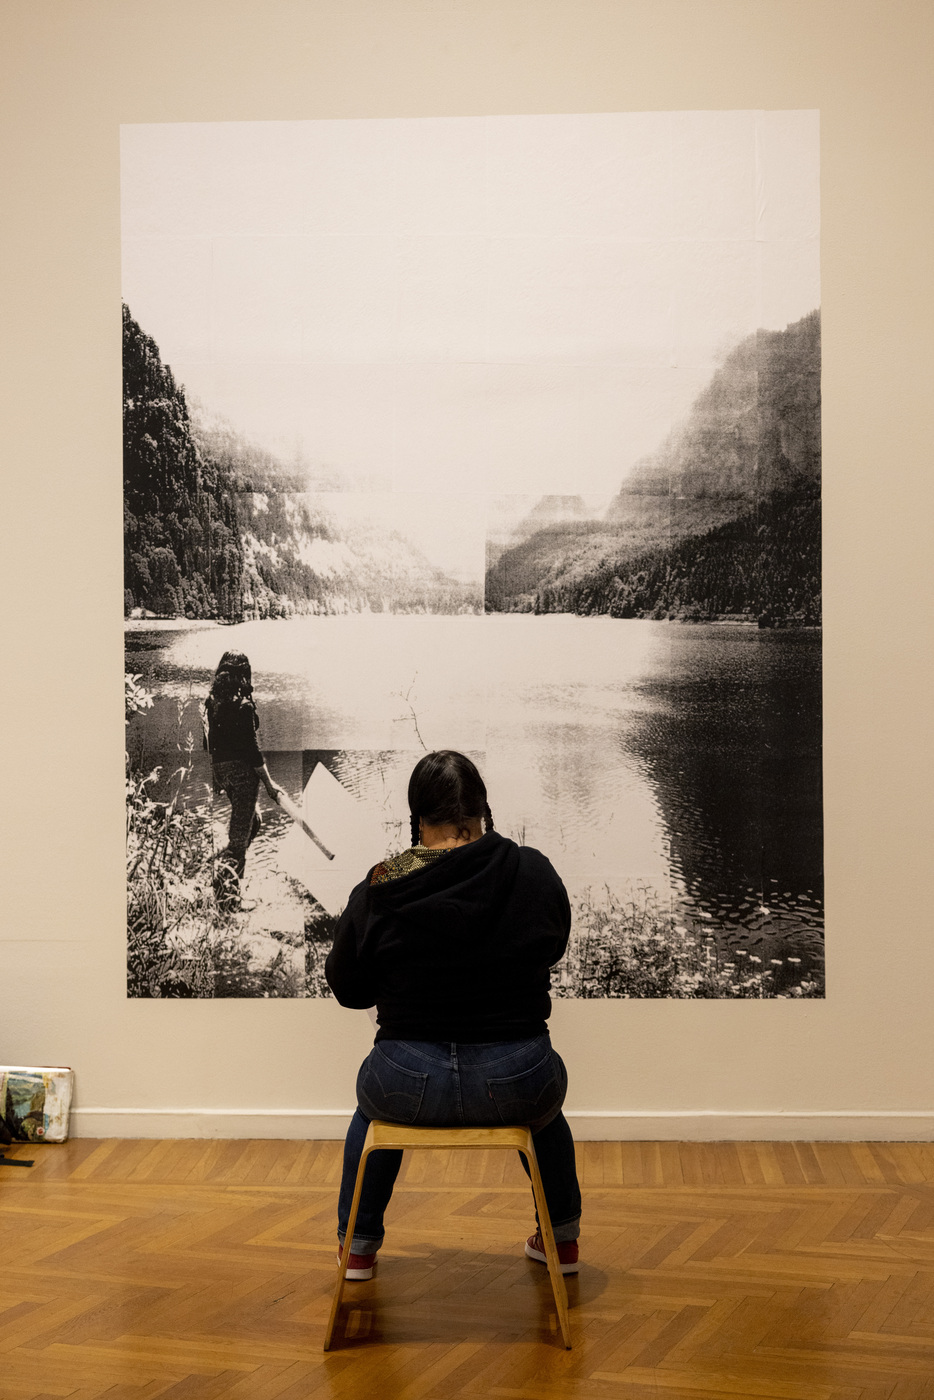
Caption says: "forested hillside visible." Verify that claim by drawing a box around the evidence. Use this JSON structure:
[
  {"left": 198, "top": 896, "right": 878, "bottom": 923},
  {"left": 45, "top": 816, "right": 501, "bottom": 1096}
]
[
  {"left": 231, "top": 489, "right": 479, "bottom": 618},
  {"left": 188, "top": 407, "right": 329, "bottom": 620},
  {"left": 534, "top": 490, "right": 820, "bottom": 624},
  {"left": 487, "top": 311, "right": 821, "bottom": 624},
  {"left": 190, "top": 412, "right": 480, "bottom": 617},
  {"left": 124, "top": 309, "right": 480, "bottom": 619},
  {"left": 123, "top": 306, "right": 244, "bottom": 618}
]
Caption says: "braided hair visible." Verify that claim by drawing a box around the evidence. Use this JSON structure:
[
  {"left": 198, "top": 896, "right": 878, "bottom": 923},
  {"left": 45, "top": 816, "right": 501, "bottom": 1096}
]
[{"left": 408, "top": 750, "right": 495, "bottom": 847}]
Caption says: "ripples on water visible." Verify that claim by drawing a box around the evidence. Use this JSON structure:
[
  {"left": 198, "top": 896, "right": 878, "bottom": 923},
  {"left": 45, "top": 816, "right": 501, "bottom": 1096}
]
[{"left": 620, "top": 626, "right": 823, "bottom": 976}]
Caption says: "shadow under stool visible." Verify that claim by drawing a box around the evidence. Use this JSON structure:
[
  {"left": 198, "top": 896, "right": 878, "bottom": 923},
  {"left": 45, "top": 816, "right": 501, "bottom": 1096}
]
[{"left": 324, "top": 1120, "right": 572, "bottom": 1350}]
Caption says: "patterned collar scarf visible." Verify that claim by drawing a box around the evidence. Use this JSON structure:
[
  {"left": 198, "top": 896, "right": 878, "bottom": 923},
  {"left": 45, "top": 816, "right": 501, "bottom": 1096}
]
[{"left": 369, "top": 845, "right": 452, "bottom": 886}]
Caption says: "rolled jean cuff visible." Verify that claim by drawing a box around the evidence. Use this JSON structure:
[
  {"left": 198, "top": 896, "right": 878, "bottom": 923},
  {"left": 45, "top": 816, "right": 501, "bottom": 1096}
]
[
  {"left": 550, "top": 1216, "right": 581, "bottom": 1244},
  {"left": 338, "top": 1229, "right": 384, "bottom": 1254}
]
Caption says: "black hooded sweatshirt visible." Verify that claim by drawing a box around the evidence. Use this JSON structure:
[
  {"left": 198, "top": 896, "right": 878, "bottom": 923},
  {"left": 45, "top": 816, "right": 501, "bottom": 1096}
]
[{"left": 325, "top": 831, "right": 571, "bottom": 1043}]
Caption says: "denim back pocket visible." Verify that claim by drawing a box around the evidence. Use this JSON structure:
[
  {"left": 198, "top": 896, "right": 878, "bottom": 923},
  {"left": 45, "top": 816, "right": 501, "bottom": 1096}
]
[
  {"left": 486, "top": 1051, "right": 560, "bottom": 1129},
  {"left": 357, "top": 1046, "right": 428, "bottom": 1126}
]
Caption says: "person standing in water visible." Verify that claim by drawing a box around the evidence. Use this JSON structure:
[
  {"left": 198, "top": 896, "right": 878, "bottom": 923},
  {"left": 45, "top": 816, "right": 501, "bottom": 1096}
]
[{"left": 203, "top": 650, "right": 282, "bottom": 909}]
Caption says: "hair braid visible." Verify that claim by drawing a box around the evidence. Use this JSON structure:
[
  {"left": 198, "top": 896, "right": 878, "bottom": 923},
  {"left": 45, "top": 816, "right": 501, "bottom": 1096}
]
[
  {"left": 410, "top": 814, "right": 421, "bottom": 847},
  {"left": 483, "top": 802, "right": 494, "bottom": 832}
]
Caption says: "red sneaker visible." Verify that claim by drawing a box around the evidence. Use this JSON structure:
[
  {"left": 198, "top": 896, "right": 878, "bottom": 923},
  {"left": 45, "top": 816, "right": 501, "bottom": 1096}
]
[
  {"left": 336, "top": 1243, "right": 378, "bottom": 1280},
  {"left": 524, "top": 1231, "right": 579, "bottom": 1274}
]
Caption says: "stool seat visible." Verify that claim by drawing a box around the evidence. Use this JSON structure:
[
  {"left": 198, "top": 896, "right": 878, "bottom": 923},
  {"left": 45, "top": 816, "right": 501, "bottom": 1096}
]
[{"left": 323, "top": 1120, "right": 573, "bottom": 1350}]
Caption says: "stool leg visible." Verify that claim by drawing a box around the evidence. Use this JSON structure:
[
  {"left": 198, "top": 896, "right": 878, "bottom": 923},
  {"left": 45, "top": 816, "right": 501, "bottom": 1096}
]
[
  {"left": 519, "top": 1143, "right": 572, "bottom": 1349},
  {"left": 324, "top": 1125, "right": 375, "bottom": 1351}
]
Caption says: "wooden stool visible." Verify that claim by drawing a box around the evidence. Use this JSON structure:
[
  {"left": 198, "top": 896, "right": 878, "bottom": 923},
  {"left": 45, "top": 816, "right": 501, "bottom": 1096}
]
[{"left": 324, "top": 1120, "right": 573, "bottom": 1350}]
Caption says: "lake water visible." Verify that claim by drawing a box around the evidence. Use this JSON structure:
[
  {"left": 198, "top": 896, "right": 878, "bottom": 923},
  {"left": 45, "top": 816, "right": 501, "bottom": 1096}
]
[{"left": 126, "top": 615, "right": 823, "bottom": 976}]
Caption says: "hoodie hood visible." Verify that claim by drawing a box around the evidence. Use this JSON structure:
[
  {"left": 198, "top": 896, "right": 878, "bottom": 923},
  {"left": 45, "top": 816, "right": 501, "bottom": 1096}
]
[
  {"left": 367, "top": 831, "right": 521, "bottom": 937},
  {"left": 325, "top": 830, "right": 572, "bottom": 1042}
]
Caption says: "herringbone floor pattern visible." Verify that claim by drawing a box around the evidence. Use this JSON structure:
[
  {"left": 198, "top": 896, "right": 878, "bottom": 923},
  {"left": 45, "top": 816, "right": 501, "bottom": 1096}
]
[{"left": 2, "top": 1138, "right": 933, "bottom": 1399}]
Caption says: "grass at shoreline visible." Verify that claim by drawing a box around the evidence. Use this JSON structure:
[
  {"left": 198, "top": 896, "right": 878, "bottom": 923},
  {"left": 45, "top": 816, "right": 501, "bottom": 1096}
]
[
  {"left": 126, "top": 673, "right": 307, "bottom": 998},
  {"left": 126, "top": 758, "right": 309, "bottom": 998},
  {"left": 554, "top": 887, "right": 823, "bottom": 999}
]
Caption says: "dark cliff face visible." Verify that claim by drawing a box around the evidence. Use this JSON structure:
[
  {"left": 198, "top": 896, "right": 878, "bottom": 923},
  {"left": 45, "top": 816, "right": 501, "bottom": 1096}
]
[
  {"left": 123, "top": 304, "right": 244, "bottom": 619},
  {"left": 610, "top": 309, "right": 821, "bottom": 508}
]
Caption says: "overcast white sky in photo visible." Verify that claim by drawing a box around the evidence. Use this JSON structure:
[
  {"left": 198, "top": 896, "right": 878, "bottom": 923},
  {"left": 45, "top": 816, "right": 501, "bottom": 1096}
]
[{"left": 121, "top": 110, "right": 819, "bottom": 521}]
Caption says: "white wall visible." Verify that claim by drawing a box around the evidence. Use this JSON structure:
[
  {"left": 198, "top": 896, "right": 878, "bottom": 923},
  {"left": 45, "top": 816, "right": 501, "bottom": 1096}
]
[{"left": 2, "top": 0, "right": 932, "bottom": 1140}]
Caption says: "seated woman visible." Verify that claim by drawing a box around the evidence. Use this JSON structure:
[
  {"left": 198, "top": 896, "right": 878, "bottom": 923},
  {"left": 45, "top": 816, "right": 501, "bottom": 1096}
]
[{"left": 325, "top": 749, "right": 581, "bottom": 1280}]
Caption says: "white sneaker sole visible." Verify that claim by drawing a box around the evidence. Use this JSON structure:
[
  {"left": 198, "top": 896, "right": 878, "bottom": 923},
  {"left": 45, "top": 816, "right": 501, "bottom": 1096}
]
[
  {"left": 336, "top": 1252, "right": 375, "bottom": 1280},
  {"left": 524, "top": 1241, "right": 579, "bottom": 1274}
]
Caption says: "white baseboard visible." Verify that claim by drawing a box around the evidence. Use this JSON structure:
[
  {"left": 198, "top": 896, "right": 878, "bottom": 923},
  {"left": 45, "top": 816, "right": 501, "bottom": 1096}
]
[
  {"left": 565, "top": 1111, "right": 934, "bottom": 1141},
  {"left": 71, "top": 1108, "right": 352, "bottom": 1140},
  {"left": 70, "top": 1108, "right": 934, "bottom": 1142}
]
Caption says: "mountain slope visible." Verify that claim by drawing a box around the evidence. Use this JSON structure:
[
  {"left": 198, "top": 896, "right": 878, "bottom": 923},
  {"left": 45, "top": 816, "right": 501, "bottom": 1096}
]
[
  {"left": 124, "top": 310, "right": 480, "bottom": 619},
  {"left": 486, "top": 310, "right": 821, "bottom": 622},
  {"left": 123, "top": 305, "right": 244, "bottom": 619},
  {"left": 234, "top": 490, "right": 480, "bottom": 617},
  {"left": 616, "top": 308, "right": 820, "bottom": 503},
  {"left": 534, "top": 490, "right": 820, "bottom": 624}
]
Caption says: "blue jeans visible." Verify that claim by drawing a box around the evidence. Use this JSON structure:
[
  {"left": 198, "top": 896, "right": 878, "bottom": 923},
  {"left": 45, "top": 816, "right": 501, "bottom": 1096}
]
[{"left": 337, "top": 1036, "right": 582, "bottom": 1253}]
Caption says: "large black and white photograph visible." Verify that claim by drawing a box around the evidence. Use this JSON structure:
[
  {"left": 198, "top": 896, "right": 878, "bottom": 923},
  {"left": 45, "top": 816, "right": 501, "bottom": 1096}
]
[{"left": 123, "top": 111, "right": 823, "bottom": 1000}]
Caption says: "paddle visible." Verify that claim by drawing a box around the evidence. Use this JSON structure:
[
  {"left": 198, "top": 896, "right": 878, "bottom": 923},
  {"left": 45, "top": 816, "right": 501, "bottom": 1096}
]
[{"left": 273, "top": 790, "right": 336, "bottom": 861}]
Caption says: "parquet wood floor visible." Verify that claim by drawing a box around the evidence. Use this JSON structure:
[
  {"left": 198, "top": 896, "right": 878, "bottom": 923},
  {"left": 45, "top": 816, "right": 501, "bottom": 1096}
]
[{"left": 2, "top": 1138, "right": 934, "bottom": 1399}]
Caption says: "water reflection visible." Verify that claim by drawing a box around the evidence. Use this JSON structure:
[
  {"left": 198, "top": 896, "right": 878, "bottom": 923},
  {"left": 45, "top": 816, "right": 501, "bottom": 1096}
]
[
  {"left": 621, "top": 626, "right": 823, "bottom": 976},
  {"left": 125, "top": 616, "right": 823, "bottom": 985}
]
